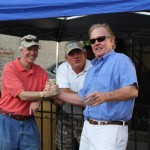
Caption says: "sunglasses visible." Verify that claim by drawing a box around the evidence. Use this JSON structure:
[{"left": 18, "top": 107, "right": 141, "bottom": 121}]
[
  {"left": 22, "top": 38, "right": 39, "bottom": 42},
  {"left": 90, "top": 36, "right": 110, "bottom": 44}
]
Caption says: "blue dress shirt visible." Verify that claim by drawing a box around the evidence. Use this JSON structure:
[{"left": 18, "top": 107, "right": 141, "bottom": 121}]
[{"left": 79, "top": 50, "right": 138, "bottom": 121}]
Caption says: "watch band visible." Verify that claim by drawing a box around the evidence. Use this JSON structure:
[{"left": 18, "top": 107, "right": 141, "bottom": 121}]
[{"left": 40, "top": 92, "right": 44, "bottom": 98}]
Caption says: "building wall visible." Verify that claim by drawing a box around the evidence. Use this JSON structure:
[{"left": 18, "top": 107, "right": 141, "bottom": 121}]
[{"left": 0, "top": 34, "right": 66, "bottom": 68}]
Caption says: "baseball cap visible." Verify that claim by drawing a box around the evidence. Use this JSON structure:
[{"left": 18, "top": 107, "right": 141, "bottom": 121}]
[
  {"left": 65, "top": 41, "right": 83, "bottom": 55},
  {"left": 20, "top": 34, "right": 40, "bottom": 48}
]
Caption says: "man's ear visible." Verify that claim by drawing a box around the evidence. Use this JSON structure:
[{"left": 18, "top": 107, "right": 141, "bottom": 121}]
[
  {"left": 20, "top": 48, "right": 23, "bottom": 53},
  {"left": 110, "top": 37, "right": 115, "bottom": 43},
  {"left": 65, "top": 55, "right": 68, "bottom": 61}
]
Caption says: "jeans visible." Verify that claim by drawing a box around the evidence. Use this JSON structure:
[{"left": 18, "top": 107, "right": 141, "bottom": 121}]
[{"left": 0, "top": 114, "right": 40, "bottom": 150}]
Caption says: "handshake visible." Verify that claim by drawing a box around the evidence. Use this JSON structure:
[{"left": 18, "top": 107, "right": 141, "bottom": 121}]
[{"left": 42, "top": 79, "right": 64, "bottom": 105}]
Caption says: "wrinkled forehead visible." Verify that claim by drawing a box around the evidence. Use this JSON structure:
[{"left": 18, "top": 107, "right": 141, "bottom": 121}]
[{"left": 90, "top": 27, "right": 109, "bottom": 38}]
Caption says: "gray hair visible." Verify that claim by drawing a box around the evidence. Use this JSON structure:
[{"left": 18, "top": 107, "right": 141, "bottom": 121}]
[{"left": 88, "top": 23, "right": 116, "bottom": 49}]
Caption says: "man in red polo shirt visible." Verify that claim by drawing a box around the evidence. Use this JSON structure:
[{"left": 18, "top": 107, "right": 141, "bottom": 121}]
[{"left": 0, "top": 34, "right": 60, "bottom": 150}]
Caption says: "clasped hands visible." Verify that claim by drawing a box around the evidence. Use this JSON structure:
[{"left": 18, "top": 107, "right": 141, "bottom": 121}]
[
  {"left": 43, "top": 80, "right": 63, "bottom": 105},
  {"left": 84, "top": 92, "right": 107, "bottom": 106},
  {"left": 29, "top": 80, "right": 61, "bottom": 115},
  {"left": 43, "top": 80, "right": 61, "bottom": 97}
]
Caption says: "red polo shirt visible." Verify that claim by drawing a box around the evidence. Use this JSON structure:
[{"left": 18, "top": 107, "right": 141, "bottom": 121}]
[{"left": 0, "top": 58, "right": 48, "bottom": 115}]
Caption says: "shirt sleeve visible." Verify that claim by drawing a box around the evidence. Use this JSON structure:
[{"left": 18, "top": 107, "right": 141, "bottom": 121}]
[
  {"left": 56, "top": 62, "right": 70, "bottom": 88},
  {"left": 115, "top": 54, "right": 138, "bottom": 88}
]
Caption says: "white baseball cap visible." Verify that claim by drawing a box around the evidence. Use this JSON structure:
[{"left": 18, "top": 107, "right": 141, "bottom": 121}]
[{"left": 20, "top": 34, "right": 40, "bottom": 48}]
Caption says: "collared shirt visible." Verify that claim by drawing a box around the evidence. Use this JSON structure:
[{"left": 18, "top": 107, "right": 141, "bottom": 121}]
[
  {"left": 79, "top": 50, "right": 138, "bottom": 121},
  {"left": 0, "top": 58, "right": 48, "bottom": 115},
  {"left": 56, "top": 60, "right": 92, "bottom": 116}
]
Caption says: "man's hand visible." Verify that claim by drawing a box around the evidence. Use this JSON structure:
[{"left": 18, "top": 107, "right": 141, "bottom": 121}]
[
  {"left": 43, "top": 84, "right": 61, "bottom": 98},
  {"left": 44, "top": 81, "right": 51, "bottom": 91},
  {"left": 84, "top": 92, "right": 107, "bottom": 106},
  {"left": 29, "top": 101, "right": 40, "bottom": 115}
]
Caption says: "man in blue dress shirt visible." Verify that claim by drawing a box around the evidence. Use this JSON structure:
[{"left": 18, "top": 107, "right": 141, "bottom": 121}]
[{"left": 57, "top": 23, "right": 138, "bottom": 150}]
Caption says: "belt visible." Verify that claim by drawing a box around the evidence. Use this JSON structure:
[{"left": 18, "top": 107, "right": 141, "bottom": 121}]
[
  {"left": 0, "top": 109, "right": 33, "bottom": 121},
  {"left": 87, "top": 118, "right": 128, "bottom": 126}
]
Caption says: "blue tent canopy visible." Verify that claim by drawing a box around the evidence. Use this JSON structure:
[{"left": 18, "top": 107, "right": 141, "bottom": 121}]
[
  {"left": 0, "top": 0, "right": 149, "bottom": 41},
  {"left": 0, "top": 0, "right": 150, "bottom": 21}
]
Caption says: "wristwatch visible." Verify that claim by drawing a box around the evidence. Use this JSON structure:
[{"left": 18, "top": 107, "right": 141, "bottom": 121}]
[{"left": 40, "top": 92, "right": 44, "bottom": 98}]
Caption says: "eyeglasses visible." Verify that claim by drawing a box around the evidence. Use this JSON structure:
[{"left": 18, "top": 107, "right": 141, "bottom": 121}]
[
  {"left": 90, "top": 36, "right": 110, "bottom": 44},
  {"left": 22, "top": 38, "right": 39, "bottom": 43}
]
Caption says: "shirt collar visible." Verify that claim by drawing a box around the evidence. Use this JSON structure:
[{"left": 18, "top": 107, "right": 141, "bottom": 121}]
[
  {"left": 84, "top": 59, "right": 92, "bottom": 72},
  {"left": 15, "top": 58, "right": 34, "bottom": 74},
  {"left": 67, "top": 59, "right": 91, "bottom": 74},
  {"left": 91, "top": 50, "right": 115, "bottom": 65}
]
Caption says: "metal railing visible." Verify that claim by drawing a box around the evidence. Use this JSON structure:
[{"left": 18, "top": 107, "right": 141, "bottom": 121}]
[{"left": 35, "top": 101, "right": 150, "bottom": 150}]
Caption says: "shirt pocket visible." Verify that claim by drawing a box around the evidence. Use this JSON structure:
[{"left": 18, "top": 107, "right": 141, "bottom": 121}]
[{"left": 96, "top": 73, "right": 112, "bottom": 92}]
